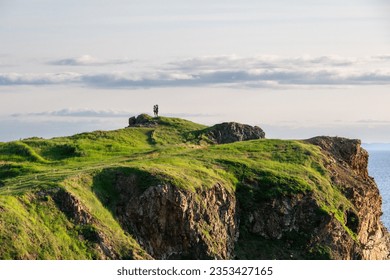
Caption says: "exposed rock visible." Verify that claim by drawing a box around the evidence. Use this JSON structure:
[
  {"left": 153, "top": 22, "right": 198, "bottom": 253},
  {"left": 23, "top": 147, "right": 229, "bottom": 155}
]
[
  {"left": 247, "top": 194, "right": 323, "bottom": 240},
  {"left": 235, "top": 136, "right": 389, "bottom": 260},
  {"left": 34, "top": 134, "right": 389, "bottom": 260},
  {"left": 52, "top": 188, "right": 120, "bottom": 259},
  {"left": 203, "top": 122, "right": 265, "bottom": 144},
  {"left": 114, "top": 177, "right": 239, "bottom": 260},
  {"left": 306, "top": 136, "right": 368, "bottom": 178},
  {"left": 306, "top": 136, "right": 390, "bottom": 259},
  {"left": 128, "top": 114, "right": 158, "bottom": 127},
  {"left": 100, "top": 135, "right": 389, "bottom": 260},
  {"left": 94, "top": 231, "right": 118, "bottom": 260},
  {"left": 53, "top": 188, "right": 93, "bottom": 225},
  {"left": 237, "top": 192, "right": 345, "bottom": 259}
]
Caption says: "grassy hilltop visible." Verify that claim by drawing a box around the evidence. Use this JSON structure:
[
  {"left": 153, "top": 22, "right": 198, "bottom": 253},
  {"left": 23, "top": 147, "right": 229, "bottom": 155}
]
[{"left": 0, "top": 115, "right": 370, "bottom": 259}]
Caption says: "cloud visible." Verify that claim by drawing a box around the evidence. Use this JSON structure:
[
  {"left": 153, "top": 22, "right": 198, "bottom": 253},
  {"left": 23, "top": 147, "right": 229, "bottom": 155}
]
[
  {"left": 49, "top": 55, "right": 134, "bottom": 66},
  {"left": 357, "top": 119, "right": 390, "bottom": 124},
  {"left": 0, "top": 72, "right": 81, "bottom": 85},
  {"left": 62, "top": 67, "right": 390, "bottom": 88},
  {"left": 10, "top": 109, "right": 218, "bottom": 120},
  {"left": 1, "top": 54, "right": 389, "bottom": 88},
  {"left": 372, "top": 55, "right": 390, "bottom": 61},
  {"left": 11, "top": 108, "right": 132, "bottom": 118},
  {"left": 167, "top": 55, "right": 357, "bottom": 71}
]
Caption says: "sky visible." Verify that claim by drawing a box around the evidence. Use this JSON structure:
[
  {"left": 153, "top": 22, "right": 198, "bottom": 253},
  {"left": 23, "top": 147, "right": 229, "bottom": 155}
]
[{"left": 1, "top": 0, "right": 390, "bottom": 142}]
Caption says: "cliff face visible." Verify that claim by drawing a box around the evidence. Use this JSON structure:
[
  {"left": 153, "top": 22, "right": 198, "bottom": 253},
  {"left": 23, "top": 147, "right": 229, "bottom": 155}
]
[
  {"left": 306, "top": 137, "right": 390, "bottom": 259},
  {"left": 1, "top": 116, "right": 389, "bottom": 260},
  {"left": 52, "top": 189, "right": 117, "bottom": 259},
  {"left": 114, "top": 178, "right": 238, "bottom": 259},
  {"left": 104, "top": 137, "right": 389, "bottom": 260}
]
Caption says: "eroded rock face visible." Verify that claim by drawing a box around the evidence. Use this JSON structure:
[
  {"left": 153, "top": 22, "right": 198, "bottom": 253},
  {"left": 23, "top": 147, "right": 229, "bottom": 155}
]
[
  {"left": 204, "top": 122, "right": 265, "bottom": 144},
  {"left": 306, "top": 136, "right": 390, "bottom": 259},
  {"left": 53, "top": 188, "right": 93, "bottom": 225},
  {"left": 52, "top": 188, "right": 119, "bottom": 259},
  {"left": 114, "top": 179, "right": 239, "bottom": 259},
  {"left": 306, "top": 136, "right": 368, "bottom": 178},
  {"left": 49, "top": 135, "right": 389, "bottom": 260},
  {"left": 247, "top": 194, "right": 323, "bottom": 240},
  {"left": 236, "top": 136, "right": 389, "bottom": 260}
]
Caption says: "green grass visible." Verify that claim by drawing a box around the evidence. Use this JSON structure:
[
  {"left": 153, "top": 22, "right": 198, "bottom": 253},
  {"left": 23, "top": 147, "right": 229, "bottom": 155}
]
[
  {"left": 0, "top": 115, "right": 360, "bottom": 259},
  {"left": 60, "top": 174, "right": 149, "bottom": 259},
  {"left": 0, "top": 194, "right": 93, "bottom": 259},
  {"left": 0, "top": 141, "right": 47, "bottom": 163}
]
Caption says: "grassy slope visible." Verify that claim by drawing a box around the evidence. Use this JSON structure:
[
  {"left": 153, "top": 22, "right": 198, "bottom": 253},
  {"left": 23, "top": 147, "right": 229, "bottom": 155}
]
[{"left": 0, "top": 116, "right": 355, "bottom": 259}]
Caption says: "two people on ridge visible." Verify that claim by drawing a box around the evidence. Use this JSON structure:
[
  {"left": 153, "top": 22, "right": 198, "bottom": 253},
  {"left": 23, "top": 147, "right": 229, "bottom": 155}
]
[{"left": 153, "top": 104, "right": 159, "bottom": 118}]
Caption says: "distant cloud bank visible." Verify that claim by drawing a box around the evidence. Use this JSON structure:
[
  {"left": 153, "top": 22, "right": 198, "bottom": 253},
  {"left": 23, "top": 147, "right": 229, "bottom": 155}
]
[
  {"left": 11, "top": 108, "right": 132, "bottom": 118},
  {"left": 1, "top": 54, "right": 389, "bottom": 89},
  {"left": 10, "top": 108, "right": 217, "bottom": 120},
  {"left": 49, "top": 55, "right": 134, "bottom": 66}
]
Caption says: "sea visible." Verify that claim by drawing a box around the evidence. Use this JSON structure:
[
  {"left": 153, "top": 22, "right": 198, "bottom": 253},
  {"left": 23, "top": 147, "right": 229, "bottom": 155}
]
[{"left": 366, "top": 149, "right": 390, "bottom": 230}]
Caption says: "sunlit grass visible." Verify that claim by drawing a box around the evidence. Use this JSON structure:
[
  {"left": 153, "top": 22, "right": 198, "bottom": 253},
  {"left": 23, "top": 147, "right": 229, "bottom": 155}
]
[{"left": 0, "top": 115, "right": 359, "bottom": 259}]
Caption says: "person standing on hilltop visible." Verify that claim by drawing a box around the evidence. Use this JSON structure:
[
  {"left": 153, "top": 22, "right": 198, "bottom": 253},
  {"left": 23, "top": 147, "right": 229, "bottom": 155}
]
[{"left": 153, "top": 104, "right": 159, "bottom": 117}]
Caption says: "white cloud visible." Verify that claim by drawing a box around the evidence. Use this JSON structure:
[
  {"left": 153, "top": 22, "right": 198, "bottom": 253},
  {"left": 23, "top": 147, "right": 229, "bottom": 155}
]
[
  {"left": 11, "top": 108, "right": 133, "bottom": 118},
  {"left": 0, "top": 72, "right": 81, "bottom": 85},
  {"left": 10, "top": 108, "right": 218, "bottom": 120},
  {"left": 167, "top": 54, "right": 357, "bottom": 71},
  {"left": 49, "top": 55, "right": 134, "bottom": 66},
  {"left": 1, "top": 54, "right": 389, "bottom": 88},
  {"left": 357, "top": 119, "right": 390, "bottom": 124},
  {"left": 372, "top": 55, "right": 390, "bottom": 61}
]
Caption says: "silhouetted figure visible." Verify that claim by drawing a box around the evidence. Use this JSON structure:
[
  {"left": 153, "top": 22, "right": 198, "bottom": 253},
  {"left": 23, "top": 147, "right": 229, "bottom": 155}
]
[{"left": 153, "top": 104, "right": 159, "bottom": 117}]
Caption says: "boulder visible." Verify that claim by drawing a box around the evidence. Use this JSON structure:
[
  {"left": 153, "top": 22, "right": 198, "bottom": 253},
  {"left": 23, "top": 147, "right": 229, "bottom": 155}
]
[{"left": 204, "top": 122, "right": 265, "bottom": 144}]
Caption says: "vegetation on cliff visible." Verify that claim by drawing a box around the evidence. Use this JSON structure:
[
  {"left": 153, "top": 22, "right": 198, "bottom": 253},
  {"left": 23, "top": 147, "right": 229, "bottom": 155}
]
[{"left": 0, "top": 115, "right": 388, "bottom": 259}]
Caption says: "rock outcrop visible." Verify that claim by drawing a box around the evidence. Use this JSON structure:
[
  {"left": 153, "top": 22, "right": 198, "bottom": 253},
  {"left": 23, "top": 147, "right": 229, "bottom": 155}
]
[
  {"left": 53, "top": 188, "right": 93, "bottom": 225},
  {"left": 306, "top": 136, "right": 390, "bottom": 259},
  {"left": 306, "top": 136, "right": 369, "bottom": 178},
  {"left": 113, "top": 178, "right": 238, "bottom": 259},
  {"left": 203, "top": 122, "right": 265, "bottom": 144},
  {"left": 128, "top": 114, "right": 158, "bottom": 127},
  {"left": 52, "top": 188, "right": 126, "bottom": 259}
]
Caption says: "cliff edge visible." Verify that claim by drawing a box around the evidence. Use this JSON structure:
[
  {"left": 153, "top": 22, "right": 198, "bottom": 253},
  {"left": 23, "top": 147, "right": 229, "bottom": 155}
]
[
  {"left": 0, "top": 115, "right": 389, "bottom": 259},
  {"left": 306, "top": 136, "right": 390, "bottom": 259}
]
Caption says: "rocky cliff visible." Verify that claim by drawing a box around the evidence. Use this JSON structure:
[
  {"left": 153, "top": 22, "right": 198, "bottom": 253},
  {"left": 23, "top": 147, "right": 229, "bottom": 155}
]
[
  {"left": 88, "top": 136, "right": 389, "bottom": 260},
  {"left": 306, "top": 137, "right": 390, "bottom": 259},
  {"left": 114, "top": 180, "right": 238, "bottom": 259},
  {"left": 1, "top": 116, "right": 389, "bottom": 259}
]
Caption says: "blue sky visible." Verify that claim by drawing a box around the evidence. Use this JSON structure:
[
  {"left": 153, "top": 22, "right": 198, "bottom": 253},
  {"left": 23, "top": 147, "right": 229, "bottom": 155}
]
[{"left": 1, "top": 0, "right": 390, "bottom": 142}]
